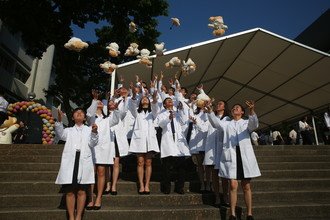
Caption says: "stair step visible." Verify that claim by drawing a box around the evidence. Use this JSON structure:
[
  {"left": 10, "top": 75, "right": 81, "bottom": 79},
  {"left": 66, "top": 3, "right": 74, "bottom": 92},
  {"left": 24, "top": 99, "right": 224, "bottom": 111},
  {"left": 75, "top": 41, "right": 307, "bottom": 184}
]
[
  {"left": 0, "top": 155, "right": 62, "bottom": 163},
  {"left": 1, "top": 169, "right": 329, "bottom": 182},
  {"left": 0, "top": 205, "right": 220, "bottom": 220},
  {"left": 1, "top": 178, "right": 330, "bottom": 195},
  {"left": 255, "top": 149, "right": 330, "bottom": 156},
  {"left": 251, "top": 203, "right": 330, "bottom": 219},
  {"left": 238, "top": 190, "right": 330, "bottom": 204},
  {"left": 0, "top": 171, "right": 198, "bottom": 182},
  {"left": 0, "top": 193, "right": 215, "bottom": 208},
  {"left": 258, "top": 162, "right": 330, "bottom": 170},
  {"left": 0, "top": 149, "right": 63, "bottom": 156},
  {"left": 0, "top": 163, "right": 60, "bottom": 171},
  {"left": 0, "top": 144, "right": 61, "bottom": 150},
  {"left": 253, "top": 145, "right": 330, "bottom": 150},
  {"left": 256, "top": 155, "right": 330, "bottom": 162},
  {"left": 0, "top": 181, "right": 201, "bottom": 195},
  {"left": 252, "top": 178, "right": 330, "bottom": 191}
]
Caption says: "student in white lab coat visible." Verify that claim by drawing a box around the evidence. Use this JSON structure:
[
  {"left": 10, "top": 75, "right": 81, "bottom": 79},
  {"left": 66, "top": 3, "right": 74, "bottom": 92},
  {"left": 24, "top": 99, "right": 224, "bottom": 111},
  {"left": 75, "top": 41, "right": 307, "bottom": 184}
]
[
  {"left": 129, "top": 91, "right": 160, "bottom": 194},
  {"left": 204, "top": 100, "right": 230, "bottom": 206},
  {"left": 156, "top": 97, "right": 190, "bottom": 194},
  {"left": 85, "top": 91, "right": 121, "bottom": 210},
  {"left": 187, "top": 104, "right": 208, "bottom": 192},
  {"left": 55, "top": 108, "right": 98, "bottom": 220},
  {"left": 105, "top": 97, "right": 130, "bottom": 195},
  {"left": 207, "top": 101, "right": 260, "bottom": 220}
]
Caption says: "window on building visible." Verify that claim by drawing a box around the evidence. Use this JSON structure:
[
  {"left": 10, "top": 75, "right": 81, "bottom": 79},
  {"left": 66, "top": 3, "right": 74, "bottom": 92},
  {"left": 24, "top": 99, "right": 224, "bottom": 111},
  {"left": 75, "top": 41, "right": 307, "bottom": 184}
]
[
  {"left": 14, "top": 64, "right": 30, "bottom": 83},
  {"left": 0, "top": 49, "right": 15, "bottom": 73}
]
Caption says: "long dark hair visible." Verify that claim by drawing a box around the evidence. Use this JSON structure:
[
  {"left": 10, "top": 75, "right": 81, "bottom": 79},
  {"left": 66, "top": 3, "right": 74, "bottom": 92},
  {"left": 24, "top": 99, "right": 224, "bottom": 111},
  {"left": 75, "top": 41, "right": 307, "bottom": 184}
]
[
  {"left": 137, "top": 96, "right": 151, "bottom": 113},
  {"left": 215, "top": 100, "right": 230, "bottom": 120}
]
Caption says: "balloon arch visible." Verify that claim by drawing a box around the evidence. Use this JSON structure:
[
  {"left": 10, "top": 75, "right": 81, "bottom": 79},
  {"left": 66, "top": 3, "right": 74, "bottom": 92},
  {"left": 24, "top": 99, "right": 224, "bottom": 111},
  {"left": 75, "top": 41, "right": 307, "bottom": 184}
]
[{"left": 7, "top": 101, "right": 55, "bottom": 144}]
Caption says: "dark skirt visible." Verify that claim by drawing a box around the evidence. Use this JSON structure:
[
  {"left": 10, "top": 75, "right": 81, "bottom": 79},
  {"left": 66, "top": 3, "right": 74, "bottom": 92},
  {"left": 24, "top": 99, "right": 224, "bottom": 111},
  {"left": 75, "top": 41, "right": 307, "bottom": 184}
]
[
  {"left": 236, "top": 146, "right": 251, "bottom": 181},
  {"left": 60, "top": 151, "right": 88, "bottom": 193},
  {"left": 114, "top": 135, "right": 120, "bottom": 158}
]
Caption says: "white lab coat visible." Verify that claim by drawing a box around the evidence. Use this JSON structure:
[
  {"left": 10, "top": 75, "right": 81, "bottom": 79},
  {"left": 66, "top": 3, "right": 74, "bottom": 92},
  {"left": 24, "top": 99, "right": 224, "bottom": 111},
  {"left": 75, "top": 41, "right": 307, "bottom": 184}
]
[
  {"left": 203, "top": 115, "right": 230, "bottom": 167},
  {"left": 156, "top": 109, "right": 191, "bottom": 158},
  {"left": 55, "top": 123, "right": 98, "bottom": 184},
  {"left": 110, "top": 99, "right": 130, "bottom": 157},
  {"left": 208, "top": 113, "right": 261, "bottom": 179},
  {"left": 89, "top": 111, "right": 121, "bottom": 164},
  {"left": 188, "top": 111, "right": 208, "bottom": 154},
  {"left": 129, "top": 100, "right": 160, "bottom": 153}
]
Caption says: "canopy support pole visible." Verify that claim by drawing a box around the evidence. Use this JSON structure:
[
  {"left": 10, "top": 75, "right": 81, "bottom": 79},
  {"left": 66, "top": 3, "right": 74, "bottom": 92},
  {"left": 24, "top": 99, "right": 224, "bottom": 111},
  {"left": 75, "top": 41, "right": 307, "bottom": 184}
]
[
  {"left": 110, "top": 69, "right": 116, "bottom": 97},
  {"left": 311, "top": 115, "right": 319, "bottom": 145}
]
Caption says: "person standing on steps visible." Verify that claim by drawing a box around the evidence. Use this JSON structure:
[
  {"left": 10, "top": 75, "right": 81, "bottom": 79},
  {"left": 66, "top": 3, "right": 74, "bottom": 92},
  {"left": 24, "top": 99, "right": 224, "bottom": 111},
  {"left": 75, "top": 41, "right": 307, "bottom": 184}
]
[
  {"left": 128, "top": 90, "right": 160, "bottom": 195},
  {"left": 156, "top": 97, "right": 191, "bottom": 194},
  {"left": 85, "top": 90, "right": 121, "bottom": 210},
  {"left": 204, "top": 100, "right": 231, "bottom": 207},
  {"left": 106, "top": 94, "right": 130, "bottom": 196},
  {"left": 55, "top": 108, "right": 98, "bottom": 220},
  {"left": 299, "top": 116, "right": 314, "bottom": 145},
  {"left": 207, "top": 101, "right": 261, "bottom": 220}
]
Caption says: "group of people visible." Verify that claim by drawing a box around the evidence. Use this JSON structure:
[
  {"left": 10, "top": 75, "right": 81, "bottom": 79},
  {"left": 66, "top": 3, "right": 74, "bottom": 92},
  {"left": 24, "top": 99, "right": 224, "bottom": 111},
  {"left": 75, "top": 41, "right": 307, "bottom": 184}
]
[
  {"left": 54, "top": 73, "right": 260, "bottom": 220},
  {"left": 250, "top": 112, "right": 330, "bottom": 146}
]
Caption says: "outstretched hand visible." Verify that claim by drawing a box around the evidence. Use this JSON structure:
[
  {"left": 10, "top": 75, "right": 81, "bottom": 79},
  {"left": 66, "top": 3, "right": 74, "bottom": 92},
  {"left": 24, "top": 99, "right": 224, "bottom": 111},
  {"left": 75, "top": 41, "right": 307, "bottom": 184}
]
[
  {"left": 57, "top": 109, "right": 64, "bottom": 122},
  {"left": 91, "top": 124, "right": 98, "bottom": 134},
  {"left": 92, "top": 89, "right": 99, "bottom": 100},
  {"left": 245, "top": 100, "right": 255, "bottom": 115},
  {"left": 197, "top": 84, "right": 203, "bottom": 90},
  {"left": 204, "top": 100, "right": 213, "bottom": 113}
]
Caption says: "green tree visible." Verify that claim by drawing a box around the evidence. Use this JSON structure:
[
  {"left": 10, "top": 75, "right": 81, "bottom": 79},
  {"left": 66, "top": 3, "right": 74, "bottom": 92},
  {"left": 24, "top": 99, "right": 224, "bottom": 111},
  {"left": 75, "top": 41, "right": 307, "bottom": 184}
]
[{"left": 0, "top": 0, "right": 168, "bottom": 125}]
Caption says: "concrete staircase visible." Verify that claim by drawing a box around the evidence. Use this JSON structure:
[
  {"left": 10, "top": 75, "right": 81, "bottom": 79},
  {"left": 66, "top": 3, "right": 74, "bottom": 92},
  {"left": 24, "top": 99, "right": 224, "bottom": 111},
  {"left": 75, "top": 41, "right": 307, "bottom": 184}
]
[
  {"left": 0, "top": 144, "right": 329, "bottom": 219},
  {"left": 248, "top": 145, "right": 330, "bottom": 220},
  {"left": 0, "top": 144, "right": 219, "bottom": 220}
]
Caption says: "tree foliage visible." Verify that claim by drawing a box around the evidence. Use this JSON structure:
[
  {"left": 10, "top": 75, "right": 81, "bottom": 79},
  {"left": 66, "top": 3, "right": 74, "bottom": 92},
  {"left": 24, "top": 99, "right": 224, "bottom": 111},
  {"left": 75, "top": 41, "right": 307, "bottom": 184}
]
[{"left": 0, "top": 0, "right": 168, "bottom": 124}]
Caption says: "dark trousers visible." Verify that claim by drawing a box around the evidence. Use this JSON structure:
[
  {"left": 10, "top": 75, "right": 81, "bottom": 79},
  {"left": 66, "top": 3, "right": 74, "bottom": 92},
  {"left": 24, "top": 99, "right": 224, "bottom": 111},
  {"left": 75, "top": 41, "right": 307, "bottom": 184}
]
[
  {"left": 0, "top": 111, "right": 8, "bottom": 126},
  {"left": 301, "top": 130, "right": 313, "bottom": 145},
  {"left": 161, "top": 156, "right": 186, "bottom": 192}
]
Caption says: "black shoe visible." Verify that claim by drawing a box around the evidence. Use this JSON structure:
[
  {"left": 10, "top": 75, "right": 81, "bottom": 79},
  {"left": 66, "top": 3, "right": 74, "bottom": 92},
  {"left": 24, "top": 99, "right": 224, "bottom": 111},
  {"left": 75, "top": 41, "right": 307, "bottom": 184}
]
[
  {"left": 103, "top": 189, "right": 111, "bottom": 195},
  {"left": 246, "top": 215, "right": 254, "bottom": 220},
  {"left": 221, "top": 202, "right": 230, "bottom": 208},
  {"left": 163, "top": 190, "right": 170, "bottom": 194},
  {"left": 143, "top": 191, "right": 150, "bottom": 195},
  {"left": 229, "top": 215, "right": 237, "bottom": 220},
  {"left": 85, "top": 205, "right": 94, "bottom": 210},
  {"left": 138, "top": 191, "right": 144, "bottom": 195},
  {"left": 174, "top": 189, "right": 185, "bottom": 194},
  {"left": 110, "top": 190, "right": 117, "bottom": 195},
  {"left": 93, "top": 205, "right": 101, "bottom": 210}
]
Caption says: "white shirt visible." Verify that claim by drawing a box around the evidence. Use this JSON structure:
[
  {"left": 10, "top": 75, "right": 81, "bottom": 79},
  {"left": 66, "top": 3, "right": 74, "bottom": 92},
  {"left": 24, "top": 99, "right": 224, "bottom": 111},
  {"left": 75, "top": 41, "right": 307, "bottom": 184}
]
[
  {"left": 0, "top": 96, "right": 8, "bottom": 113},
  {"left": 324, "top": 112, "right": 330, "bottom": 129},
  {"left": 272, "top": 131, "right": 281, "bottom": 140},
  {"left": 251, "top": 131, "right": 259, "bottom": 141},
  {"left": 289, "top": 129, "right": 297, "bottom": 139},
  {"left": 299, "top": 121, "right": 311, "bottom": 131}
]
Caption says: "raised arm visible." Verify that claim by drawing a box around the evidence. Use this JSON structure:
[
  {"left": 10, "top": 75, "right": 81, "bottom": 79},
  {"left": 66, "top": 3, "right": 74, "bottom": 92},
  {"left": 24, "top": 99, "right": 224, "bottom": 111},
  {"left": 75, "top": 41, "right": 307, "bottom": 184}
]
[
  {"left": 151, "top": 90, "right": 160, "bottom": 118},
  {"left": 89, "top": 124, "right": 98, "bottom": 147},
  {"left": 86, "top": 90, "right": 99, "bottom": 117},
  {"left": 55, "top": 109, "right": 68, "bottom": 141},
  {"left": 246, "top": 100, "right": 259, "bottom": 132}
]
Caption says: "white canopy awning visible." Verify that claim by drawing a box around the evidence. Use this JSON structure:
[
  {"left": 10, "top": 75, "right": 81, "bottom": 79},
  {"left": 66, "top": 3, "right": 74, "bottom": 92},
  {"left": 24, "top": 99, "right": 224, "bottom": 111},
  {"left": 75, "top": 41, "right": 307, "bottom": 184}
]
[{"left": 117, "top": 28, "right": 330, "bottom": 129}]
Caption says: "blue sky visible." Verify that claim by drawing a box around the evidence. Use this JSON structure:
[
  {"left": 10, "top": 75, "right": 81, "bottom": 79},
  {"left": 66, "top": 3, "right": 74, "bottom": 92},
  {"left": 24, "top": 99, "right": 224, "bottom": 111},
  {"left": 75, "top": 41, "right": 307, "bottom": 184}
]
[{"left": 72, "top": 0, "right": 329, "bottom": 50}]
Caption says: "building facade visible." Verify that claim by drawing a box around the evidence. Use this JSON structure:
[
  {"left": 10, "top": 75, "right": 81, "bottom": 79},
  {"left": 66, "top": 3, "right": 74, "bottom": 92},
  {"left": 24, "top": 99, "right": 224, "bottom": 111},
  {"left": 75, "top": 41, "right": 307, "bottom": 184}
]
[{"left": 0, "top": 20, "right": 55, "bottom": 104}]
